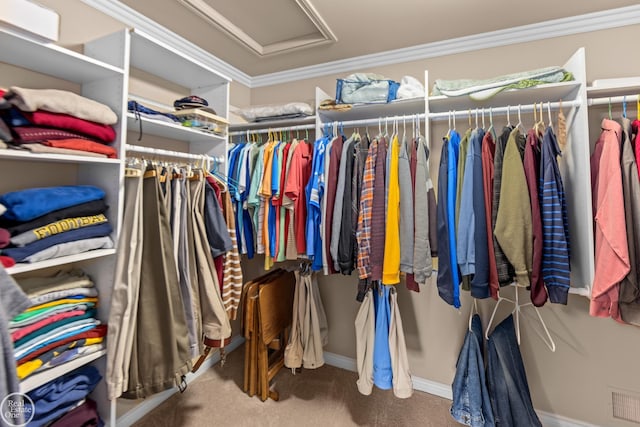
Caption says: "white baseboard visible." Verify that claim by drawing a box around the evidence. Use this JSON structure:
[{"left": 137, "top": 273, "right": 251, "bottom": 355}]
[
  {"left": 323, "top": 351, "right": 598, "bottom": 427},
  {"left": 114, "top": 335, "right": 245, "bottom": 427}
]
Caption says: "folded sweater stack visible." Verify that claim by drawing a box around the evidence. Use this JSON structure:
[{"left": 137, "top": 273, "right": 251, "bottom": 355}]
[
  {"left": 27, "top": 365, "right": 103, "bottom": 427},
  {"left": 11, "top": 270, "right": 107, "bottom": 382},
  {"left": 0, "top": 87, "right": 118, "bottom": 158},
  {"left": 0, "top": 185, "right": 113, "bottom": 266}
]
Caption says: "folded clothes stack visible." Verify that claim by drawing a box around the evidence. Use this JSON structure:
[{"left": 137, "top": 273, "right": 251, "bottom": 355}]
[
  {"left": 0, "top": 87, "right": 118, "bottom": 158},
  {"left": 0, "top": 185, "right": 113, "bottom": 266},
  {"left": 11, "top": 270, "right": 107, "bottom": 383},
  {"left": 27, "top": 365, "right": 104, "bottom": 427}
]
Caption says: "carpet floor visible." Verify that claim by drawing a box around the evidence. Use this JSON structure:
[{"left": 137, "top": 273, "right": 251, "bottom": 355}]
[{"left": 132, "top": 347, "right": 460, "bottom": 427}]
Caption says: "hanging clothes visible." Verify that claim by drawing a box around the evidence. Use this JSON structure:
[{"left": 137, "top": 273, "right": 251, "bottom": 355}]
[
  {"left": 450, "top": 314, "right": 495, "bottom": 427},
  {"left": 494, "top": 128, "right": 532, "bottom": 288},
  {"left": 482, "top": 130, "right": 499, "bottom": 299},
  {"left": 523, "top": 129, "right": 547, "bottom": 307},
  {"left": 618, "top": 117, "right": 640, "bottom": 325},
  {"left": 388, "top": 286, "right": 412, "bottom": 398},
  {"left": 372, "top": 284, "right": 392, "bottom": 390},
  {"left": 539, "top": 126, "right": 570, "bottom": 305},
  {"left": 382, "top": 133, "right": 401, "bottom": 285},
  {"left": 492, "top": 126, "right": 516, "bottom": 286},
  {"left": 123, "top": 167, "right": 192, "bottom": 399},
  {"left": 486, "top": 315, "right": 542, "bottom": 427},
  {"left": 590, "top": 119, "right": 629, "bottom": 322},
  {"left": 356, "top": 138, "right": 378, "bottom": 301},
  {"left": 221, "top": 188, "right": 243, "bottom": 321},
  {"left": 355, "top": 287, "right": 375, "bottom": 395},
  {"left": 413, "top": 136, "right": 433, "bottom": 285}
]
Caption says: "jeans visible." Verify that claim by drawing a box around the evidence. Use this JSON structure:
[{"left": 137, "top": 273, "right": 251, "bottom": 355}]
[
  {"left": 487, "top": 315, "right": 541, "bottom": 427},
  {"left": 451, "top": 314, "right": 495, "bottom": 426}
]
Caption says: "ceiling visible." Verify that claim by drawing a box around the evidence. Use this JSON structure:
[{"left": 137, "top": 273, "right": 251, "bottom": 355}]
[{"left": 115, "top": 0, "right": 638, "bottom": 76}]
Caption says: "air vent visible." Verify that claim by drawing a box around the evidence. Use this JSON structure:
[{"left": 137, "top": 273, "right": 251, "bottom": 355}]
[{"left": 612, "top": 391, "right": 640, "bottom": 423}]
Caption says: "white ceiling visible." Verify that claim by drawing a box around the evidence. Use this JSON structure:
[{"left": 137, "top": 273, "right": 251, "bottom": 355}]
[{"left": 116, "top": 0, "right": 639, "bottom": 76}]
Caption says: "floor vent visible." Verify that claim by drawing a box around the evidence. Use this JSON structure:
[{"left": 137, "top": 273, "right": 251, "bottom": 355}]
[{"left": 613, "top": 391, "right": 640, "bottom": 423}]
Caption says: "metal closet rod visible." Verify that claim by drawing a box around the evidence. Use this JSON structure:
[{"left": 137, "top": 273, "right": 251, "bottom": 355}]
[
  {"left": 229, "top": 123, "right": 316, "bottom": 136},
  {"left": 587, "top": 94, "right": 640, "bottom": 107},
  {"left": 323, "top": 113, "right": 427, "bottom": 128},
  {"left": 125, "top": 144, "right": 224, "bottom": 163},
  {"left": 428, "top": 99, "right": 581, "bottom": 120}
]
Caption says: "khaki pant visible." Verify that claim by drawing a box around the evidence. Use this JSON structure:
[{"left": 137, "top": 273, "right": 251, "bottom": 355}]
[
  {"left": 124, "top": 170, "right": 191, "bottom": 399},
  {"left": 106, "top": 167, "right": 143, "bottom": 400},
  {"left": 189, "top": 175, "right": 231, "bottom": 344},
  {"left": 389, "top": 287, "right": 412, "bottom": 398},
  {"left": 355, "top": 288, "right": 375, "bottom": 395}
]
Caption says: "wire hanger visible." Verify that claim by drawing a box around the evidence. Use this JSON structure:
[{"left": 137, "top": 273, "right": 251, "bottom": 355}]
[
  {"left": 485, "top": 283, "right": 556, "bottom": 352},
  {"left": 469, "top": 298, "right": 479, "bottom": 331}
]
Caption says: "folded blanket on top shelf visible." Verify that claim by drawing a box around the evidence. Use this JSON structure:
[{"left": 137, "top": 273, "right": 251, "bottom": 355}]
[
  {"left": 238, "top": 102, "right": 313, "bottom": 122},
  {"left": 4, "top": 87, "right": 118, "bottom": 125},
  {"left": 431, "top": 66, "right": 573, "bottom": 100}
]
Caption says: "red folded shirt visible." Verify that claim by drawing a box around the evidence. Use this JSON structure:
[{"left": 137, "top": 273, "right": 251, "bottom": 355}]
[
  {"left": 44, "top": 138, "right": 117, "bottom": 158},
  {"left": 11, "top": 126, "right": 90, "bottom": 144},
  {"left": 22, "top": 110, "right": 116, "bottom": 143}
]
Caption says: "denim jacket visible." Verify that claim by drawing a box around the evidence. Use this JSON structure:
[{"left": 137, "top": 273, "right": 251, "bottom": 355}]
[{"left": 451, "top": 314, "right": 495, "bottom": 427}]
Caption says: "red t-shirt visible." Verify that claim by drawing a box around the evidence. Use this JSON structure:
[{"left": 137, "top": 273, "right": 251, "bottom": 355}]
[{"left": 284, "top": 142, "right": 313, "bottom": 255}]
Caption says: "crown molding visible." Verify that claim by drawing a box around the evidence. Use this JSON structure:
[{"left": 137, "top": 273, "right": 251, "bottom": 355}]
[
  {"left": 251, "top": 4, "right": 640, "bottom": 87},
  {"left": 80, "top": 0, "right": 252, "bottom": 87}
]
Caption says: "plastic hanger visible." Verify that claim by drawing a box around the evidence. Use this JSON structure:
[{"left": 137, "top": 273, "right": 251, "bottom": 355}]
[
  {"left": 516, "top": 104, "right": 523, "bottom": 130},
  {"left": 485, "top": 283, "right": 556, "bottom": 352},
  {"left": 623, "top": 96, "right": 627, "bottom": 119},
  {"left": 547, "top": 101, "right": 553, "bottom": 129},
  {"left": 475, "top": 108, "right": 479, "bottom": 129},
  {"left": 506, "top": 105, "right": 511, "bottom": 127},
  {"left": 481, "top": 108, "right": 486, "bottom": 130},
  {"left": 608, "top": 97, "right": 613, "bottom": 120}
]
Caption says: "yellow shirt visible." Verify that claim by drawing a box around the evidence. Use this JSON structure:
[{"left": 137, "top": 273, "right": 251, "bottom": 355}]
[
  {"left": 383, "top": 134, "right": 401, "bottom": 285},
  {"left": 25, "top": 297, "right": 98, "bottom": 312}
]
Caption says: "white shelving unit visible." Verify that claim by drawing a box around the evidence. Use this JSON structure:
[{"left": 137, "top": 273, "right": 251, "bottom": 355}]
[
  {"left": 19, "top": 349, "right": 108, "bottom": 394},
  {"left": 0, "top": 25, "right": 128, "bottom": 423},
  {"left": 83, "top": 27, "right": 231, "bottom": 427}
]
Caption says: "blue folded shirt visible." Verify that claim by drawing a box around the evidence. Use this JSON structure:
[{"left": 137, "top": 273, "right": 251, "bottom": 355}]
[{"left": 0, "top": 186, "right": 105, "bottom": 222}]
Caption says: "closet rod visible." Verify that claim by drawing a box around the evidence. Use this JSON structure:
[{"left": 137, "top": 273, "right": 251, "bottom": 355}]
[
  {"left": 587, "top": 94, "right": 640, "bottom": 107},
  {"left": 229, "top": 123, "right": 316, "bottom": 136},
  {"left": 125, "top": 144, "right": 224, "bottom": 163},
  {"left": 323, "top": 112, "right": 426, "bottom": 128},
  {"left": 428, "top": 99, "right": 581, "bottom": 120}
]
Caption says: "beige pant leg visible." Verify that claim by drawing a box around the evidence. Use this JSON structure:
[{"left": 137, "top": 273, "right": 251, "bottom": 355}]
[
  {"left": 355, "top": 288, "right": 375, "bottom": 395},
  {"left": 106, "top": 169, "right": 143, "bottom": 400},
  {"left": 389, "top": 287, "right": 413, "bottom": 398},
  {"left": 284, "top": 271, "right": 303, "bottom": 369}
]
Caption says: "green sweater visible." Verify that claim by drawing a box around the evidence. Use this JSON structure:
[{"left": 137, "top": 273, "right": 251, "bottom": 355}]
[{"left": 494, "top": 128, "right": 532, "bottom": 287}]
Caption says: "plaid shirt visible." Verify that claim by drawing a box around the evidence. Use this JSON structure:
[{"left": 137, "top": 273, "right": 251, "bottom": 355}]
[{"left": 356, "top": 138, "right": 378, "bottom": 280}]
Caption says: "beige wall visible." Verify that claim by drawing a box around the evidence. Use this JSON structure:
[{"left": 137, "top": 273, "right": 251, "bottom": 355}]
[{"left": 246, "top": 24, "right": 640, "bottom": 427}]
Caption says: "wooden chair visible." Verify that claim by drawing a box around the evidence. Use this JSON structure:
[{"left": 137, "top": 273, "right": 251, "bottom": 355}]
[{"left": 256, "top": 272, "right": 295, "bottom": 401}]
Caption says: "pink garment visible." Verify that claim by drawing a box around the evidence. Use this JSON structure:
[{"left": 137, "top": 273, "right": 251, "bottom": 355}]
[
  {"left": 590, "top": 119, "right": 630, "bottom": 322},
  {"left": 633, "top": 120, "right": 640, "bottom": 181},
  {"left": 11, "top": 309, "right": 86, "bottom": 342}
]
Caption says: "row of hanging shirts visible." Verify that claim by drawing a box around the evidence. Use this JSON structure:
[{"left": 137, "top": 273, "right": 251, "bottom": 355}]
[
  {"left": 435, "top": 101, "right": 571, "bottom": 310},
  {"left": 226, "top": 115, "right": 439, "bottom": 298}
]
